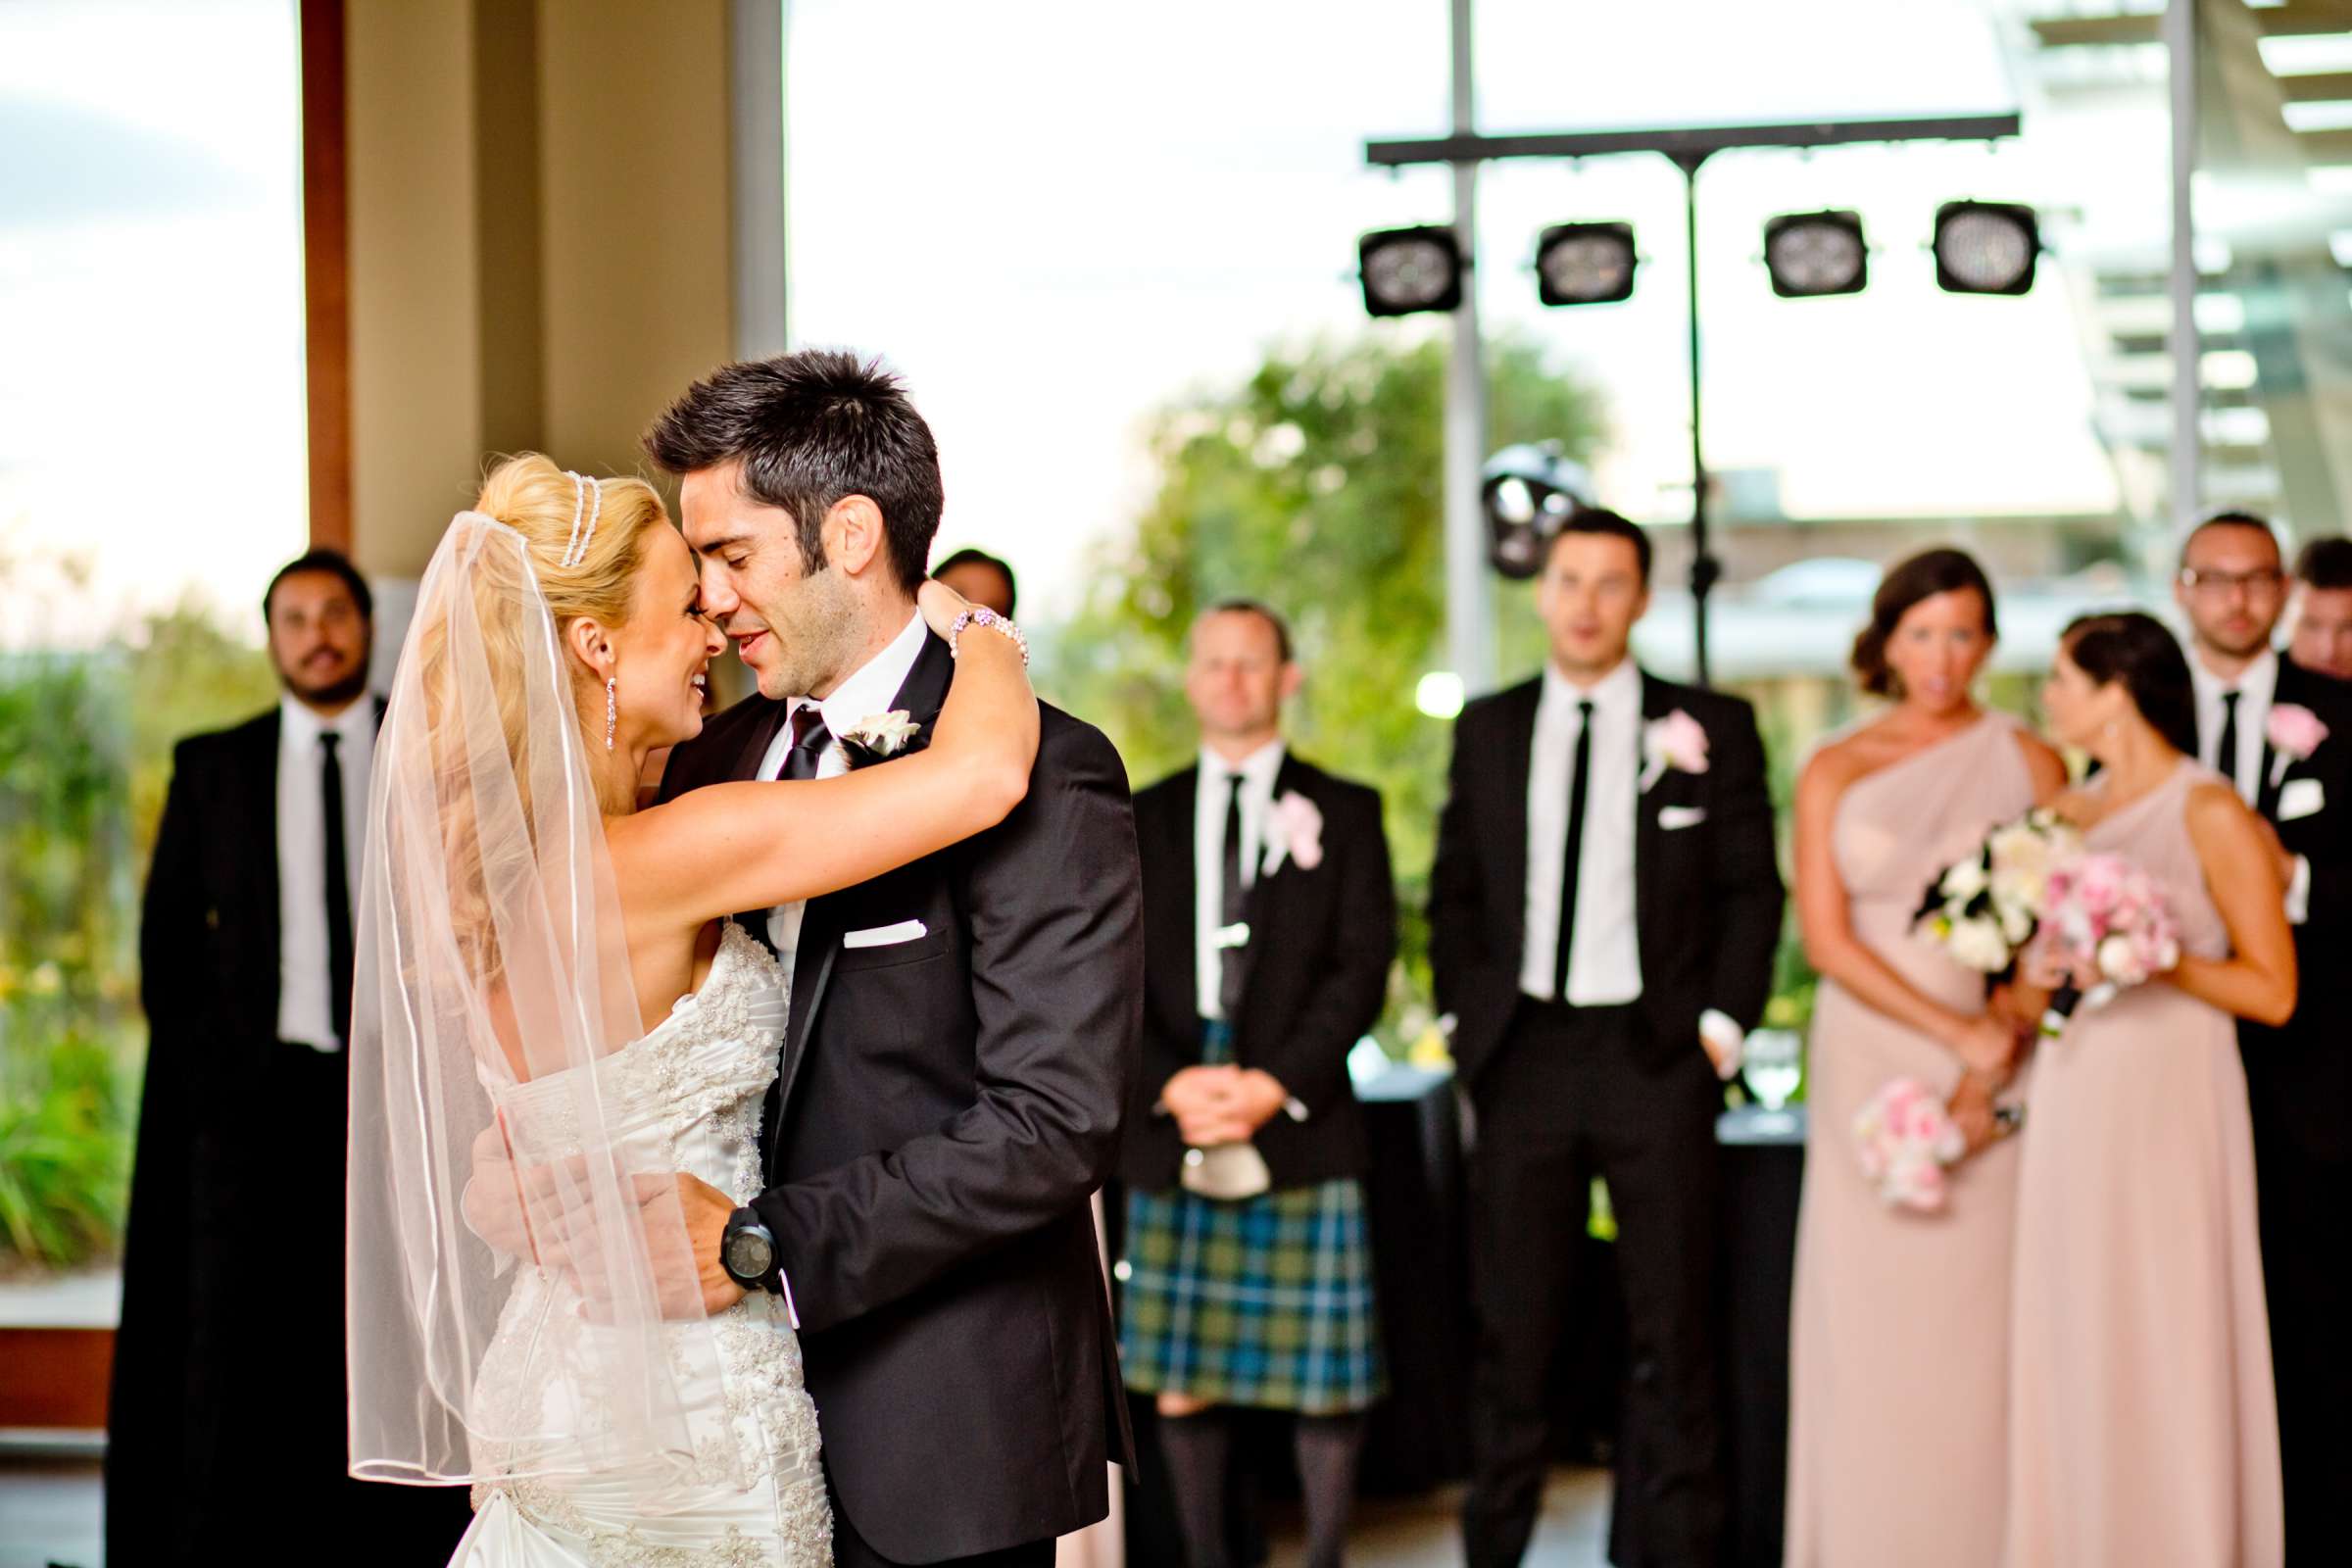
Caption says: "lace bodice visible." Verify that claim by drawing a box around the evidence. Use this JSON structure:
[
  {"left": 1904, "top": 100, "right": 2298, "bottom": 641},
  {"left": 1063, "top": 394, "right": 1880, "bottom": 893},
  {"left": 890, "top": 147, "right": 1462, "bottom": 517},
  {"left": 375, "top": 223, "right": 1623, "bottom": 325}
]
[{"left": 462, "top": 922, "right": 831, "bottom": 1567}]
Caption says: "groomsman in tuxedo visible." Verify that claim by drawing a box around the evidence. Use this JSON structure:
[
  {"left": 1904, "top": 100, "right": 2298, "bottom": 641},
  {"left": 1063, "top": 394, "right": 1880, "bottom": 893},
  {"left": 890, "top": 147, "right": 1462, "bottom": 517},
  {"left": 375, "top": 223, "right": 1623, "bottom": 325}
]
[
  {"left": 1432, "top": 511, "right": 1782, "bottom": 1568},
  {"left": 110, "top": 551, "right": 468, "bottom": 1565},
  {"left": 2288, "top": 535, "right": 2352, "bottom": 681},
  {"left": 2175, "top": 512, "right": 2352, "bottom": 1561},
  {"left": 1121, "top": 600, "right": 1396, "bottom": 1568}
]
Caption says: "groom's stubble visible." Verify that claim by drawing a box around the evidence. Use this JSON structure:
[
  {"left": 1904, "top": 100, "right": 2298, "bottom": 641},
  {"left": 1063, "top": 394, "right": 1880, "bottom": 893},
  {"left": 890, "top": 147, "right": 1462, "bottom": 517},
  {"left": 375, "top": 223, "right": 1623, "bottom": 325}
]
[{"left": 753, "top": 540, "right": 913, "bottom": 703}]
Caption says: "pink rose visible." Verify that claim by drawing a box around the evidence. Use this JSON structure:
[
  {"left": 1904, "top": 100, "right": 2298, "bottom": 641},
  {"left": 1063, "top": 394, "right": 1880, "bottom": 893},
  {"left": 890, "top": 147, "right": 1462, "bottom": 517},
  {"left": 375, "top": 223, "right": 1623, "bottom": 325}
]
[
  {"left": 1266, "top": 790, "right": 1324, "bottom": 872},
  {"left": 1641, "top": 710, "right": 1711, "bottom": 791},
  {"left": 2267, "top": 703, "right": 2329, "bottom": 760}
]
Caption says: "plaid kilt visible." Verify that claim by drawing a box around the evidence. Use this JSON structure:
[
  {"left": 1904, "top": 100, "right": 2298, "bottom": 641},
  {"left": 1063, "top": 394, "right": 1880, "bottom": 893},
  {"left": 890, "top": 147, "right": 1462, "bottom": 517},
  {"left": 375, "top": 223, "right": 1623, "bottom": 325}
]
[{"left": 1118, "top": 1176, "right": 1387, "bottom": 1414}]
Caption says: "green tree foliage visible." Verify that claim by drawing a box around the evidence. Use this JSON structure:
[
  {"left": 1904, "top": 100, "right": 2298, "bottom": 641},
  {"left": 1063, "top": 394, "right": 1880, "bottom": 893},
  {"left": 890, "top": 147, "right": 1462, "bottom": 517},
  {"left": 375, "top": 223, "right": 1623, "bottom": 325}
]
[
  {"left": 0, "top": 597, "right": 274, "bottom": 1271},
  {"left": 1046, "top": 331, "right": 1605, "bottom": 1045}
]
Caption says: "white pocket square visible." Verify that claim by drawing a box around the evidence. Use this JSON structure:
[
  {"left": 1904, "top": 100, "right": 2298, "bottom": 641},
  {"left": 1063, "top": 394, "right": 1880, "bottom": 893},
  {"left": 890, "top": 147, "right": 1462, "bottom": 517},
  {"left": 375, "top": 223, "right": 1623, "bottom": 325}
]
[
  {"left": 2279, "top": 778, "right": 2326, "bottom": 822},
  {"left": 843, "top": 918, "right": 927, "bottom": 950},
  {"left": 1658, "top": 805, "right": 1708, "bottom": 830}
]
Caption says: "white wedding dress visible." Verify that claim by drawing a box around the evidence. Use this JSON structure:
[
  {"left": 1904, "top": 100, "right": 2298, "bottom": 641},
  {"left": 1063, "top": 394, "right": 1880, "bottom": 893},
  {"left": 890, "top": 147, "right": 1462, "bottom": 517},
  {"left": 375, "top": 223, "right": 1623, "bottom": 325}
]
[{"left": 452, "top": 922, "right": 832, "bottom": 1568}]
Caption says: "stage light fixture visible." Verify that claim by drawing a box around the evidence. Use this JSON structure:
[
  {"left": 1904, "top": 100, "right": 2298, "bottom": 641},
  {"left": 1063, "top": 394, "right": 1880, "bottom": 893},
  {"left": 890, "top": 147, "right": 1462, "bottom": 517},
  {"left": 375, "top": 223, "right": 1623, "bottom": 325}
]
[
  {"left": 1481, "top": 442, "right": 1594, "bottom": 579},
  {"left": 1535, "top": 221, "right": 1638, "bottom": 306},
  {"left": 1934, "top": 200, "right": 2039, "bottom": 295},
  {"left": 1762, "top": 210, "right": 1868, "bottom": 298},
  {"left": 1358, "top": 225, "right": 1464, "bottom": 317}
]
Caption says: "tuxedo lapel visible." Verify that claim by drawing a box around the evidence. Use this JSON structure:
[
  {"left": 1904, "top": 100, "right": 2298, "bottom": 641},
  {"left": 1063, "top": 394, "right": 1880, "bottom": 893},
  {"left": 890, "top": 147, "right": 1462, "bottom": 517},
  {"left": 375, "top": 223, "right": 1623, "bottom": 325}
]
[
  {"left": 1497, "top": 681, "right": 1538, "bottom": 965},
  {"left": 1232, "top": 757, "right": 1314, "bottom": 1007},
  {"left": 247, "top": 710, "right": 284, "bottom": 1003},
  {"left": 773, "top": 630, "right": 956, "bottom": 1134},
  {"left": 1634, "top": 672, "right": 1672, "bottom": 963}
]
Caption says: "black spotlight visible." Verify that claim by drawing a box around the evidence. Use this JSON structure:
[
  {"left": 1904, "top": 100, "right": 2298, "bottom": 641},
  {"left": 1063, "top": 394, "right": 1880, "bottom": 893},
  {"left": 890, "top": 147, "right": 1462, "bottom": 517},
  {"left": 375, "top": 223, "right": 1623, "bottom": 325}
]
[
  {"left": 1762, "top": 209, "right": 1868, "bottom": 298},
  {"left": 1358, "top": 225, "right": 1464, "bottom": 317},
  {"left": 1535, "top": 221, "right": 1638, "bottom": 306},
  {"left": 1482, "top": 442, "right": 1595, "bottom": 579},
  {"left": 1935, "top": 200, "right": 2039, "bottom": 295}
]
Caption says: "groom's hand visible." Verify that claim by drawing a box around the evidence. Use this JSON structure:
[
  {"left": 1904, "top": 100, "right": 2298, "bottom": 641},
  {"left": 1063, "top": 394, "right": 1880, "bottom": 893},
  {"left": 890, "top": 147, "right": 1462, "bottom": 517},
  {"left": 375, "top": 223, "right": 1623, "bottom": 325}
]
[{"left": 670, "top": 1171, "right": 748, "bottom": 1317}]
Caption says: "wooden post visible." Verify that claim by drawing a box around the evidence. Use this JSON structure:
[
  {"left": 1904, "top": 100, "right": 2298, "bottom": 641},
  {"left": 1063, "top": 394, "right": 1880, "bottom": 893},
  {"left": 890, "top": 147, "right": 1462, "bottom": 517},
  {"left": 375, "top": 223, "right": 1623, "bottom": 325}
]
[{"left": 301, "top": 0, "right": 352, "bottom": 553}]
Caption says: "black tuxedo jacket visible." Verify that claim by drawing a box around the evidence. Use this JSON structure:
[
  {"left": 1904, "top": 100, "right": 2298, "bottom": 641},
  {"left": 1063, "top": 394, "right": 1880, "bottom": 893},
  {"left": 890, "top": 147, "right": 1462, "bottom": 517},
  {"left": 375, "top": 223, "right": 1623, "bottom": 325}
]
[
  {"left": 113, "top": 700, "right": 465, "bottom": 1563},
  {"left": 1428, "top": 670, "right": 1784, "bottom": 1085},
  {"left": 2214, "top": 658, "right": 2352, "bottom": 1158},
  {"left": 1123, "top": 753, "right": 1396, "bottom": 1192},
  {"left": 658, "top": 632, "right": 1143, "bottom": 1563}
]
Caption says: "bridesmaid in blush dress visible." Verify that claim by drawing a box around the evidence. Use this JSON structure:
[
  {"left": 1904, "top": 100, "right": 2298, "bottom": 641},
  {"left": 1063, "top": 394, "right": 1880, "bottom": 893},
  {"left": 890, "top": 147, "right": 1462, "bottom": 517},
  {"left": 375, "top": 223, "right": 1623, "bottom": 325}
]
[
  {"left": 2007, "top": 612, "right": 2293, "bottom": 1567},
  {"left": 1785, "top": 551, "right": 2066, "bottom": 1567}
]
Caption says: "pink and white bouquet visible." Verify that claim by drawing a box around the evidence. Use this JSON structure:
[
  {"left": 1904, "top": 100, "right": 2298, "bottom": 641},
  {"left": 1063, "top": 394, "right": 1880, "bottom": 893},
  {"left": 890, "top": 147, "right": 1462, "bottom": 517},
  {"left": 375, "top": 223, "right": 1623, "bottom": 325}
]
[
  {"left": 1914, "top": 808, "right": 2083, "bottom": 976},
  {"left": 1852, "top": 1077, "right": 1967, "bottom": 1212},
  {"left": 2027, "top": 851, "right": 2181, "bottom": 1035}
]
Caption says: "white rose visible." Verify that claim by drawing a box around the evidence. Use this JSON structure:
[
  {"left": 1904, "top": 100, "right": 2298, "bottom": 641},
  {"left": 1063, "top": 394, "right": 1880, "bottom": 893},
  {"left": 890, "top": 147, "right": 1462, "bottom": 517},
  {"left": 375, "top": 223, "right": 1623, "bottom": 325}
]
[
  {"left": 2095, "top": 934, "right": 2145, "bottom": 985},
  {"left": 1946, "top": 914, "right": 2012, "bottom": 973},
  {"left": 1939, "top": 857, "right": 1989, "bottom": 901},
  {"left": 1995, "top": 897, "right": 2034, "bottom": 947}
]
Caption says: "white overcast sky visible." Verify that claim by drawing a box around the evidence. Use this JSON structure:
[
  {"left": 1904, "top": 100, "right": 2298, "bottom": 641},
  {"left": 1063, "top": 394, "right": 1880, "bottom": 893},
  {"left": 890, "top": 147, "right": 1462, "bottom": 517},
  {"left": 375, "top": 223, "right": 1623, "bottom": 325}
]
[{"left": 1, "top": 0, "right": 2130, "bottom": 642}]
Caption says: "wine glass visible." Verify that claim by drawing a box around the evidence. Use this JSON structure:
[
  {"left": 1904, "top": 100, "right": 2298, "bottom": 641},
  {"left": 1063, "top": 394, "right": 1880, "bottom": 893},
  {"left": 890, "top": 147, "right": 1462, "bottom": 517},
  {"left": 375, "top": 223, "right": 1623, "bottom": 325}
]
[{"left": 1742, "top": 1028, "right": 1803, "bottom": 1115}]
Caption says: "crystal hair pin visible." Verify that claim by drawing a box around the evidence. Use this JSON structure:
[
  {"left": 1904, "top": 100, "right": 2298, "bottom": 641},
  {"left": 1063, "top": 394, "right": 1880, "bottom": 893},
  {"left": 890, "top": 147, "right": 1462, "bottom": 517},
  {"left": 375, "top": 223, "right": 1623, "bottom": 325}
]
[{"left": 560, "top": 471, "right": 604, "bottom": 567}]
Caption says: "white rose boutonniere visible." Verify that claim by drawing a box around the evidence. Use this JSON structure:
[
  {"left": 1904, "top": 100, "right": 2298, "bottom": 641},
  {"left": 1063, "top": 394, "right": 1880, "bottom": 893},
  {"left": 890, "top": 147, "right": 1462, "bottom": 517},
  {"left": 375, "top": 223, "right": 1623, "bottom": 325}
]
[
  {"left": 1641, "top": 709, "right": 1711, "bottom": 793},
  {"left": 1262, "top": 790, "right": 1325, "bottom": 875},
  {"left": 836, "top": 710, "right": 922, "bottom": 769}
]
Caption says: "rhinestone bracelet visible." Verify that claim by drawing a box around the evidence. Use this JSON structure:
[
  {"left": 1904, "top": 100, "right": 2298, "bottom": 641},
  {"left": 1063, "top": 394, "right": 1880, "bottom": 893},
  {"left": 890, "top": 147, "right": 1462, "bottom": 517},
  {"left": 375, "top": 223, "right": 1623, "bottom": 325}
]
[{"left": 948, "top": 606, "right": 1029, "bottom": 666}]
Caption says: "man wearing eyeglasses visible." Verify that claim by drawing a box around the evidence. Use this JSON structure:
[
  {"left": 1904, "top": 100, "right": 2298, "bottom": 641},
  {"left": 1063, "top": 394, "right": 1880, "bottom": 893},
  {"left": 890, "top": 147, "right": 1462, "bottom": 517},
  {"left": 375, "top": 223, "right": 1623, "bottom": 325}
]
[{"left": 2175, "top": 510, "right": 2352, "bottom": 1563}]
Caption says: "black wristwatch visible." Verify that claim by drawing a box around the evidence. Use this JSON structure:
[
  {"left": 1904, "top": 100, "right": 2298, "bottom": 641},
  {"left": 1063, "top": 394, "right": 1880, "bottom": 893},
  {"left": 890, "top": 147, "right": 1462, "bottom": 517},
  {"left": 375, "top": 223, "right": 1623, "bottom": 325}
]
[{"left": 720, "top": 1206, "right": 778, "bottom": 1291}]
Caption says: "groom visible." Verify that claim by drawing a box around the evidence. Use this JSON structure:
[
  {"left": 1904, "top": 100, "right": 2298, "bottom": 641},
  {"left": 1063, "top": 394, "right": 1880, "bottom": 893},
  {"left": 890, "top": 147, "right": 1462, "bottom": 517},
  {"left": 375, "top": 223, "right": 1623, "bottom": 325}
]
[{"left": 646, "top": 351, "right": 1143, "bottom": 1567}]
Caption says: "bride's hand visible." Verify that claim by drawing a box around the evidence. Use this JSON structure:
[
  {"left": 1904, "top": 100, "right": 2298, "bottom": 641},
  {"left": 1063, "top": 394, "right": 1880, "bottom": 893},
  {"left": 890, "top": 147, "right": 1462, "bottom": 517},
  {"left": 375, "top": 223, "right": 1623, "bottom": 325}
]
[{"left": 918, "top": 577, "right": 976, "bottom": 640}]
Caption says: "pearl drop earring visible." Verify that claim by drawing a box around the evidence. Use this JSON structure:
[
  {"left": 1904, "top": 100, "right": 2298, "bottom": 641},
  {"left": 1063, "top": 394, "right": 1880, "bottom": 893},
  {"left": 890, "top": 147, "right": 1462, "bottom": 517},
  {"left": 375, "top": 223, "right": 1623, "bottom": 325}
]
[{"left": 606, "top": 675, "right": 617, "bottom": 751}]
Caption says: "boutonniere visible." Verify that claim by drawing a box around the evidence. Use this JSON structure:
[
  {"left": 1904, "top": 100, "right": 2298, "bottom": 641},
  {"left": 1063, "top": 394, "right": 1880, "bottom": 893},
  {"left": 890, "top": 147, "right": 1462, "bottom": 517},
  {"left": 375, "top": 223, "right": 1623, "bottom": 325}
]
[
  {"left": 836, "top": 710, "right": 923, "bottom": 769},
  {"left": 1261, "top": 790, "right": 1325, "bottom": 875},
  {"left": 1641, "top": 709, "right": 1710, "bottom": 793},
  {"left": 2267, "top": 704, "right": 2329, "bottom": 788}
]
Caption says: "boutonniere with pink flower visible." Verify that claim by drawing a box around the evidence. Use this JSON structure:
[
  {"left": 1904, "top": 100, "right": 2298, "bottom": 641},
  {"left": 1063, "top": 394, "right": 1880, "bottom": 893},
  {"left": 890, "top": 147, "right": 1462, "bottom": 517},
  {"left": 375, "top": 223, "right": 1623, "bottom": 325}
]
[
  {"left": 2266, "top": 703, "right": 2329, "bottom": 788},
  {"left": 1262, "top": 790, "right": 1324, "bottom": 875},
  {"left": 1640, "top": 709, "right": 1710, "bottom": 793},
  {"left": 837, "top": 710, "right": 924, "bottom": 769}
]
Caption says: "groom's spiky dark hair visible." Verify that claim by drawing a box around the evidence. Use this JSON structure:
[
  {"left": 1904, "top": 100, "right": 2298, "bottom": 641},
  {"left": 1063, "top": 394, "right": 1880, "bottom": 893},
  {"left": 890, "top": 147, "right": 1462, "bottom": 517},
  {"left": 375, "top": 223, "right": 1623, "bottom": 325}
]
[{"left": 644, "top": 350, "right": 943, "bottom": 589}]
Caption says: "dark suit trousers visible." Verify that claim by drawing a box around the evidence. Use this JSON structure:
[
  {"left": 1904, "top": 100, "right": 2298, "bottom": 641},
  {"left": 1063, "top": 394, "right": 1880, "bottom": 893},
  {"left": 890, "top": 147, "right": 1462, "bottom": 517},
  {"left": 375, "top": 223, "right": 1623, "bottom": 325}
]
[
  {"left": 2245, "top": 1107, "right": 2352, "bottom": 1564},
  {"left": 825, "top": 1465, "right": 1054, "bottom": 1568},
  {"left": 1461, "top": 1001, "right": 1724, "bottom": 1568}
]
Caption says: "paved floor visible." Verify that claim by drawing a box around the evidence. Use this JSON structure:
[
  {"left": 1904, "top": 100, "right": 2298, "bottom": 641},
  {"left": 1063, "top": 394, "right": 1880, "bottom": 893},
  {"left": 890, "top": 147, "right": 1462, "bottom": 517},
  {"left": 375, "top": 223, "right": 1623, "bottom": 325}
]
[
  {"left": 0, "top": 1459, "right": 100, "bottom": 1568},
  {"left": 1263, "top": 1468, "right": 1613, "bottom": 1568},
  {"left": 0, "top": 1460, "right": 1614, "bottom": 1568}
]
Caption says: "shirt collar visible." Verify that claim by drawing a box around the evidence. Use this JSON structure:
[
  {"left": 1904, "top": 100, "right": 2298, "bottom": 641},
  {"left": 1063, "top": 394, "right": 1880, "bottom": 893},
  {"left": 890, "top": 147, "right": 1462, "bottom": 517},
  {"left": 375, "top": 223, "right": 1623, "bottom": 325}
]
[
  {"left": 281, "top": 693, "right": 373, "bottom": 751},
  {"left": 1541, "top": 656, "right": 1641, "bottom": 715},
  {"left": 2191, "top": 645, "right": 2278, "bottom": 705},
  {"left": 1200, "top": 738, "right": 1286, "bottom": 791},
  {"left": 808, "top": 612, "right": 928, "bottom": 734}
]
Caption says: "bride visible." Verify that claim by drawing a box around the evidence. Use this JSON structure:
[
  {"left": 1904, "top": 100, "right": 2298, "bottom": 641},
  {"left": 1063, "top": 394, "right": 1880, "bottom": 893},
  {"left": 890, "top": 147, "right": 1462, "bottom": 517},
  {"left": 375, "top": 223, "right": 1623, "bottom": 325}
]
[{"left": 343, "top": 454, "right": 1038, "bottom": 1566}]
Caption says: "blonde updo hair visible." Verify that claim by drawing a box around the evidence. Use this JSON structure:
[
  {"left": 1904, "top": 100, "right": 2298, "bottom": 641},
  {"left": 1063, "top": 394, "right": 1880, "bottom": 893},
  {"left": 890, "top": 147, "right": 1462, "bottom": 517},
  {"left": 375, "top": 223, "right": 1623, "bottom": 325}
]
[{"left": 408, "top": 456, "right": 673, "bottom": 980}]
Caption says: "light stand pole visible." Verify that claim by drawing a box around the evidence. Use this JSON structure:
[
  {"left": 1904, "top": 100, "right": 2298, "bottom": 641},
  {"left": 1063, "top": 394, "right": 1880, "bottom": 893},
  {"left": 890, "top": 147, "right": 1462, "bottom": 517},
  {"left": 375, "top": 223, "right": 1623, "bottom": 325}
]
[
  {"left": 1442, "top": 0, "right": 1494, "bottom": 697},
  {"left": 1366, "top": 111, "right": 2020, "bottom": 687}
]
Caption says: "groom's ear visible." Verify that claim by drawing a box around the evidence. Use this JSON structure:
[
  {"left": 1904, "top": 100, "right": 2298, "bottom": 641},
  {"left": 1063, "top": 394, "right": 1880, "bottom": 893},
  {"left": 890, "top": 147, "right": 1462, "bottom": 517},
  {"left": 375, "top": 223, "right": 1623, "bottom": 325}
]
[{"left": 823, "top": 495, "right": 889, "bottom": 582}]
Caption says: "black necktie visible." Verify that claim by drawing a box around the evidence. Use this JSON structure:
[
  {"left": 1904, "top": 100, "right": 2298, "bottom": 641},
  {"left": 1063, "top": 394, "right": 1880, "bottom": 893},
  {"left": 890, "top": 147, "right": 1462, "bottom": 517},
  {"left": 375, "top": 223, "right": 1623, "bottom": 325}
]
[
  {"left": 2217, "top": 690, "right": 2241, "bottom": 793},
  {"left": 1553, "top": 699, "right": 1594, "bottom": 1003},
  {"left": 1218, "top": 773, "right": 1250, "bottom": 1021},
  {"left": 781, "top": 707, "right": 832, "bottom": 782},
  {"left": 320, "top": 731, "right": 353, "bottom": 1049}
]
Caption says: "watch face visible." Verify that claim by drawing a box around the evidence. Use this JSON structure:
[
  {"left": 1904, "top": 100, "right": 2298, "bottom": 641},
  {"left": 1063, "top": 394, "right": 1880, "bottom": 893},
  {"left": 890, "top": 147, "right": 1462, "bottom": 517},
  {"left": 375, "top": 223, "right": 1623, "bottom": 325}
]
[{"left": 723, "top": 1228, "right": 773, "bottom": 1281}]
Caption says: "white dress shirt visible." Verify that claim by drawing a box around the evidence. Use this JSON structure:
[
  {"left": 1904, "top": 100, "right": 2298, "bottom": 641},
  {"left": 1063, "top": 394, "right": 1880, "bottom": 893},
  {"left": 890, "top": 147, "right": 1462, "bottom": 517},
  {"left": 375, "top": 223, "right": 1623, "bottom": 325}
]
[
  {"left": 756, "top": 611, "right": 930, "bottom": 963},
  {"left": 276, "top": 694, "right": 375, "bottom": 1051},
  {"left": 1521, "top": 660, "right": 1643, "bottom": 1005},
  {"left": 1194, "top": 740, "right": 1286, "bottom": 1021},
  {"left": 2190, "top": 646, "right": 2312, "bottom": 923}
]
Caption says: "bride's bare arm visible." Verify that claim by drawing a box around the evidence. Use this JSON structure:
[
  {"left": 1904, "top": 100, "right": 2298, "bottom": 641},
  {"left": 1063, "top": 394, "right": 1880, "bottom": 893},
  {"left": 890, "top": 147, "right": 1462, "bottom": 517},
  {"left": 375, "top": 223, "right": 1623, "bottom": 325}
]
[
  {"left": 2172, "top": 781, "right": 2296, "bottom": 1026},
  {"left": 1793, "top": 748, "right": 2020, "bottom": 1079},
  {"left": 609, "top": 586, "right": 1040, "bottom": 927}
]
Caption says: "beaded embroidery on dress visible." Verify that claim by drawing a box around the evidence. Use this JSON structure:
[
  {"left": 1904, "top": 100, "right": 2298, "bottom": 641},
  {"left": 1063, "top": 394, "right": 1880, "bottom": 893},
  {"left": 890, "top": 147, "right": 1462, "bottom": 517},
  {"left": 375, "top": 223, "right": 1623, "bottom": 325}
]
[{"left": 451, "top": 922, "right": 831, "bottom": 1568}]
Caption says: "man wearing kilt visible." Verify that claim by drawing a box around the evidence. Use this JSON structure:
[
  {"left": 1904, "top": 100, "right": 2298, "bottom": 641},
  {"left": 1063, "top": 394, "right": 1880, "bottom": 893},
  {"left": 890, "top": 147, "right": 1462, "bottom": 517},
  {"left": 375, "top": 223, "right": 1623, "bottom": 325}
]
[{"left": 1119, "top": 600, "right": 1397, "bottom": 1568}]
